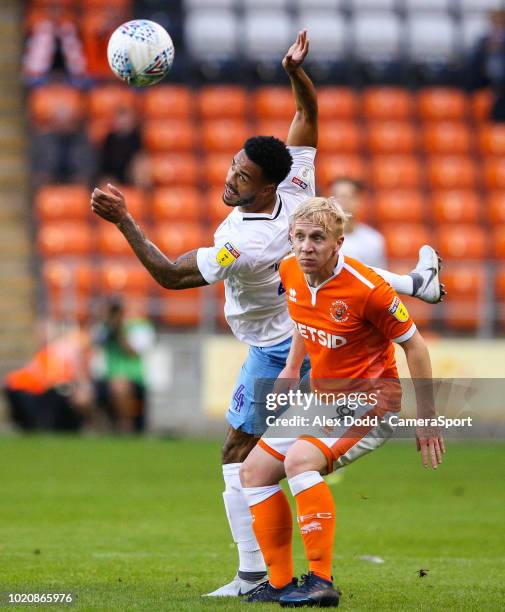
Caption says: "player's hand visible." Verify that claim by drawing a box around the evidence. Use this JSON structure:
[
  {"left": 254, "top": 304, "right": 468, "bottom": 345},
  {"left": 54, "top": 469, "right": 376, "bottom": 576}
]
[
  {"left": 273, "top": 366, "right": 300, "bottom": 397},
  {"left": 91, "top": 184, "right": 128, "bottom": 224},
  {"left": 282, "top": 29, "right": 309, "bottom": 73},
  {"left": 416, "top": 426, "right": 445, "bottom": 469}
]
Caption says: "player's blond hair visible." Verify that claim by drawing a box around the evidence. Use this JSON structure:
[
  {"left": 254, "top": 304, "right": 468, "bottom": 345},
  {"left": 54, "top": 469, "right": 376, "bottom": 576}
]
[{"left": 291, "top": 196, "right": 349, "bottom": 238}]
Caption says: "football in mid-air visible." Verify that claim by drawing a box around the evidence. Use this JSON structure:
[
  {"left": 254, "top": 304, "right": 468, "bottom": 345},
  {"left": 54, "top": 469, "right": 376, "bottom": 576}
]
[{"left": 107, "top": 19, "right": 174, "bottom": 87}]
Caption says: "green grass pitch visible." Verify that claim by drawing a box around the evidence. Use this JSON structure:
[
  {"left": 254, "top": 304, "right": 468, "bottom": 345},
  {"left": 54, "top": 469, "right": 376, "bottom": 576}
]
[{"left": 1, "top": 437, "right": 504, "bottom": 610}]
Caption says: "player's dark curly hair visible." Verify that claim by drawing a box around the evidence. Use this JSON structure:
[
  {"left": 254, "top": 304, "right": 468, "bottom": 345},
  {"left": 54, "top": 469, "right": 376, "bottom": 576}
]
[{"left": 244, "top": 136, "right": 293, "bottom": 186}]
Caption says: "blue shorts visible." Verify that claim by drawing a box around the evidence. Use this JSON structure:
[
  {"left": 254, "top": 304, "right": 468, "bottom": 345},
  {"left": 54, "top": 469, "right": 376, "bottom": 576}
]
[{"left": 226, "top": 336, "right": 311, "bottom": 435}]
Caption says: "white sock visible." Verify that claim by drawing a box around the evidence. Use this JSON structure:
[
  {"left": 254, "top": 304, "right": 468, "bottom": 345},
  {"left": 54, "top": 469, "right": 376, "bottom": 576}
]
[
  {"left": 222, "top": 463, "right": 266, "bottom": 574},
  {"left": 287, "top": 470, "right": 323, "bottom": 496},
  {"left": 372, "top": 268, "right": 414, "bottom": 295}
]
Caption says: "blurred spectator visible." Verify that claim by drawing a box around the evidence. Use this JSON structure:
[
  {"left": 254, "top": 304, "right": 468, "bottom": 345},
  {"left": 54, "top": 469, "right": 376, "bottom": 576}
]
[
  {"left": 82, "top": 7, "right": 130, "bottom": 80},
  {"left": 3, "top": 326, "right": 94, "bottom": 432},
  {"left": 330, "top": 177, "right": 387, "bottom": 269},
  {"left": 98, "top": 107, "right": 147, "bottom": 187},
  {"left": 93, "top": 299, "right": 155, "bottom": 433},
  {"left": 31, "top": 104, "right": 96, "bottom": 187},
  {"left": 468, "top": 9, "right": 505, "bottom": 122},
  {"left": 23, "top": 4, "right": 86, "bottom": 86}
]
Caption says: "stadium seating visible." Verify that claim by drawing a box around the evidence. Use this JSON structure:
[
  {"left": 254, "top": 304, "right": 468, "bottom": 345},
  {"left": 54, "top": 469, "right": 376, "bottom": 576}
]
[
  {"left": 143, "top": 120, "right": 197, "bottom": 152},
  {"left": 366, "top": 122, "right": 417, "bottom": 154},
  {"left": 26, "top": 0, "right": 505, "bottom": 334},
  {"left": 152, "top": 187, "right": 201, "bottom": 222},
  {"left": 423, "top": 123, "right": 473, "bottom": 155},
  {"left": 35, "top": 186, "right": 90, "bottom": 221},
  {"left": 143, "top": 86, "right": 194, "bottom": 119},
  {"left": 382, "top": 224, "right": 431, "bottom": 259},
  {"left": 362, "top": 88, "right": 413, "bottom": 120},
  {"left": 432, "top": 190, "right": 480, "bottom": 224}
]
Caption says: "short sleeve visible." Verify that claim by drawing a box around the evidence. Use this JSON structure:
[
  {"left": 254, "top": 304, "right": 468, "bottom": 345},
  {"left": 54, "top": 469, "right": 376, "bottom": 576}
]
[
  {"left": 277, "top": 146, "right": 316, "bottom": 198},
  {"left": 197, "top": 239, "right": 251, "bottom": 284},
  {"left": 364, "top": 282, "right": 417, "bottom": 344}
]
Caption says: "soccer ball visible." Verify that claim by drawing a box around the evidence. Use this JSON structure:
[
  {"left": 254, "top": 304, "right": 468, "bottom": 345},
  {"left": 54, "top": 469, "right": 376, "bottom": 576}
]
[{"left": 107, "top": 20, "right": 174, "bottom": 87}]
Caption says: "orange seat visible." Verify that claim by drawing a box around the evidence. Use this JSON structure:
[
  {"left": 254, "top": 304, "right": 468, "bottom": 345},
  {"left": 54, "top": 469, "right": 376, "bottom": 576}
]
[
  {"left": 206, "top": 187, "right": 229, "bottom": 224},
  {"left": 487, "top": 191, "right": 505, "bottom": 224},
  {"left": 254, "top": 87, "right": 295, "bottom": 120},
  {"left": 362, "top": 88, "right": 413, "bottom": 120},
  {"left": 431, "top": 191, "right": 480, "bottom": 224},
  {"left": 370, "top": 156, "right": 421, "bottom": 189},
  {"left": 143, "top": 85, "right": 194, "bottom": 119},
  {"left": 366, "top": 122, "right": 417, "bottom": 154},
  {"left": 375, "top": 190, "right": 425, "bottom": 224},
  {"left": 418, "top": 88, "right": 468, "bottom": 121},
  {"left": 382, "top": 224, "right": 431, "bottom": 259},
  {"left": 38, "top": 222, "right": 93, "bottom": 257},
  {"left": 426, "top": 156, "right": 478, "bottom": 189},
  {"left": 99, "top": 262, "right": 153, "bottom": 294},
  {"left": 43, "top": 259, "right": 94, "bottom": 294},
  {"left": 436, "top": 225, "right": 487, "bottom": 259},
  {"left": 97, "top": 224, "right": 139, "bottom": 257},
  {"left": 318, "top": 121, "right": 362, "bottom": 153},
  {"left": 29, "top": 85, "right": 84, "bottom": 127},
  {"left": 153, "top": 222, "right": 205, "bottom": 259},
  {"left": 35, "top": 185, "right": 90, "bottom": 221},
  {"left": 478, "top": 124, "right": 505, "bottom": 156},
  {"left": 159, "top": 287, "right": 203, "bottom": 327},
  {"left": 202, "top": 119, "right": 249, "bottom": 153},
  {"left": 152, "top": 187, "right": 201, "bottom": 222},
  {"left": 317, "top": 155, "right": 366, "bottom": 189},
  {"left": 443, "top": 264, "right": 485, "bottom": 297},
  {"left": 255, "top": 119, "right": 292, "bottom": 141},
  {"left": 493, "top": 225, "right": 505, "bottom": 258},
  {"left": 198, "top": 86, "right": 248, "bottom": 119},
  {"left": 496, "top": 264, "right": 505, "bottom": 298},
  {"left": 142, "top": 119, "right": 196, "bottom": 152},
  {"left": 43, "top": 259, "right": 94, "bottom": 320},
  {"left": 202, "top": 154, "right": 231, "bottom": 187},
  {"left": 82, "top": 0, "right": 130, "bottom": 7},
  {"left": 318, "top": 87, "right": 357, "bottom": 120},
  {"left": 88, "top": 85, "right": 137, "bottom": 120},
  {"left": 148, "top": 154, "right": 199, "bottom": 187},
  {"left": 442, "top": 264, "right": 486, "bottom": 332},
  {"left": 483, "top": 157, "right": 505, "bottom": 189},
  {"left": 423, "top": 122, "right": 472, "bottom": 155},
  {"left": 495, "top": 264, "right": 505, "bottom": 329},
  {"left": 472, "top": 89, "right": 493, "bottom": 123}
]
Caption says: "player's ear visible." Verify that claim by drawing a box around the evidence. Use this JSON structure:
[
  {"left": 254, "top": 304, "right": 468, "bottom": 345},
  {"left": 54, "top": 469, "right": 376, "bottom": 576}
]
[
  {"left": 333, "top": 235, "right": 344, "bottom": 255},
  {"left": 261, "top": 183, "right": 276, "bottom": 197}
]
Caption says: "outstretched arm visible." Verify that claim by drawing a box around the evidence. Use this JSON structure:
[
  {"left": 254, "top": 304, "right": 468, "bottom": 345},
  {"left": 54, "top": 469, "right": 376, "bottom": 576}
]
[
  {"left": 283, "top": 30, "right": 318, "bottom": 148},
  {"left": 91, "top": 184, "right": 208, "bottom": 290},
  {"left": 400, "top": 330, "right": 445, "bottom": 469}
]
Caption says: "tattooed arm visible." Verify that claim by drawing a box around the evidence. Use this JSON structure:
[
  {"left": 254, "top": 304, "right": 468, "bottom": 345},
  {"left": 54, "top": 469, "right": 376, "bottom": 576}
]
[{"left": 91, "top": 184, "right": 208, "bottom": 290}]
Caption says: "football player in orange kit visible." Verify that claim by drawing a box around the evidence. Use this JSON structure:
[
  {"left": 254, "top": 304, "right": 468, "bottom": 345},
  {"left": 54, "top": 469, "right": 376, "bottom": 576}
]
[{"left": 240, "top": 196, "right": 445, "bottom": 607}]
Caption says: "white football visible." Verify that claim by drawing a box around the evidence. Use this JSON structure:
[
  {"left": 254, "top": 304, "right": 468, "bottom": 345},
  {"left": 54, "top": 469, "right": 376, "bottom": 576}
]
[{"left": 107, "top": 19, "right": 175, "bottom": 87}]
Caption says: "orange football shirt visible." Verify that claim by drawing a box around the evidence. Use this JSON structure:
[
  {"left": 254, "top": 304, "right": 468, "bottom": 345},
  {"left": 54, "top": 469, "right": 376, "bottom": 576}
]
[{"left": 279, "top": 253, "right": 416, "bottom": 384}]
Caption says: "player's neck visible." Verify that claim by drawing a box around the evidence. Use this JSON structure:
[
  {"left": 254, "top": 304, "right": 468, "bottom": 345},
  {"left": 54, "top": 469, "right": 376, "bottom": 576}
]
[
  {"left": 305, "top": 256, "right": 339, "bottom": 287},
  {"left": 239, "top": 193, "right": 277, "bottom": 215}
]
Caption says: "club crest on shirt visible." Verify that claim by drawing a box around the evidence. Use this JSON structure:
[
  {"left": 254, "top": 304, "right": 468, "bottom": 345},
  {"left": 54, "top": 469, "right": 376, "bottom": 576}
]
[
  {"left": 388, "top": 296, "right": 409, "bottom": 322},
  {"left": 330, "top": 300, "right": 349, "bottom": 323},
  {"left": 216, "top": 242, "right": 241, "bottom": 267},
  {"left": 291, "top": 165, "right": 311, "bottom": 190}
]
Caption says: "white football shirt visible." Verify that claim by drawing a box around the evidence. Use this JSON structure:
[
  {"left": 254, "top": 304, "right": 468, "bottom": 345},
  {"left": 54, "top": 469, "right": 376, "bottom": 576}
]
[
  {"left": 341, "top": 223, "right": 387, "bottom": 269},
  {"left": 197, "top": 146, "right": 316, "bottom": 347}
]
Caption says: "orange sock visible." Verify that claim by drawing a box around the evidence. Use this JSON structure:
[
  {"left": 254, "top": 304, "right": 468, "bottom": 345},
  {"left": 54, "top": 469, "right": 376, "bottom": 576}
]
[
  {"left": 249, "top": 490, "right": 293, "bottom": 588},
  {"left": 295, "top": 481, "right": 335, "bottom": 582}
]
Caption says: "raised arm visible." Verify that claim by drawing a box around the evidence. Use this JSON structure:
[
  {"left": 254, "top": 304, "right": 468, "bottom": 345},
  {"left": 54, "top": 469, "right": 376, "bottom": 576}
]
[
  {"left": 283, "top": 30, "right": 318, "bottom": 148},
  {"left": 91, "top": 184, "right": 208, "bottom": 290}
]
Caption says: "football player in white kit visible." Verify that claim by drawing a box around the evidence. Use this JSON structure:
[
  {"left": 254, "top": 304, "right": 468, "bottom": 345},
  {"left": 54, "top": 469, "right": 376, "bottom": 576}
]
[{"left": 91, "top": 30, "right": 444, "bottom": 597}]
